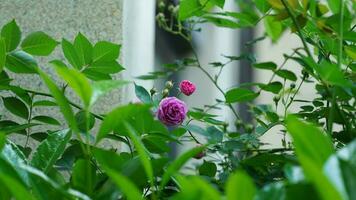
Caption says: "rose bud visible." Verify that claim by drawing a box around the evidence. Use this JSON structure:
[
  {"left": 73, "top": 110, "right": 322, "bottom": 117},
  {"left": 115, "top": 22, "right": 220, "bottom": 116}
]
[
  {"left": 157, "top": 97, "right": 187, "bottom": 126},
  {"left": 179, "top": 80, "right": 196, "bottom": 96},
  {"left": 194, "top": 145, "right": 205, "bottom": 159}
]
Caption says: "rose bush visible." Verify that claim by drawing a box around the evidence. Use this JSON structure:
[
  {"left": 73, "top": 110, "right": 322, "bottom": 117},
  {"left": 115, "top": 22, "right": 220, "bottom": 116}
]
[{"left": 0, "top": 0, "right": 355, "bottom": 200}]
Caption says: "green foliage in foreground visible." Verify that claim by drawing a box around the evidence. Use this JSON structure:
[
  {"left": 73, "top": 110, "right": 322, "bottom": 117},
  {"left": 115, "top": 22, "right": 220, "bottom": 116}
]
[{"left": 0, "top": 0, "right": 355, "bottom": 199}]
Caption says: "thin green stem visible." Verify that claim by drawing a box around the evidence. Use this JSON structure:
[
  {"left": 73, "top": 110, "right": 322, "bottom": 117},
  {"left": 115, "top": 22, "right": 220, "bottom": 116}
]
[
  {"left": 281, "top": 0, "right": 313, "bottom": 60},
  {"left": 24, "top": 94, "right": 35, "bottom": 148},
  {"left": 24, "top": 88, "right": 104, "bottom": 120},
  {"left": 189, "top": 45, "right": 242, "bottom": 121},
  {"left": 327, "top": 0, "right": 344, "bottom": 132}
]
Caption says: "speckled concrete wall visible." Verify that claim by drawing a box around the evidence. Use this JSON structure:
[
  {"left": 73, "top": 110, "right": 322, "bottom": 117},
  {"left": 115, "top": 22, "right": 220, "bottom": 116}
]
[{"left": 0, "top": 0, "right": 123, "bottom": 148}]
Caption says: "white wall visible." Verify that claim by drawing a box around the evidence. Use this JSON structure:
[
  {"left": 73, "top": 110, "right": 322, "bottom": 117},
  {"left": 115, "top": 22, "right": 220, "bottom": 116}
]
[{"left": 123, "top": 0, "right": 156, "bottom": 103}]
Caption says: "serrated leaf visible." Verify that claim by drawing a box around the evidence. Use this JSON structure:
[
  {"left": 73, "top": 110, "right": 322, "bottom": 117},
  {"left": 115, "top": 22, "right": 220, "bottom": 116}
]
[
  {"left": 1, "top": 20, "right": 21, "bottom": 52},
  {"left": 21, "top": 31, "right": 57, "bottom": 56},
  {"left": 31, "top": 130, "right": 71, "bottom": 173}
]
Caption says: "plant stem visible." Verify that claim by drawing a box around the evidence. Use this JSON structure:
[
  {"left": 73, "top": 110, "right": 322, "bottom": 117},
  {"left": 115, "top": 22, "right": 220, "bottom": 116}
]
[
  {"left": 281, "top": 0, "right": 313, "bottom": 60},
  {"left": 24, "top": 94, "right": 35, "bottom": 148},
  {"left": 23, "top": 88, "right": 104, "bottom": 120},
  {"left": 327, "top": 0, "right": 344, "bottom": 132},
  {"left": 189, "top": 44, "right": 242, "bottom": 121}
]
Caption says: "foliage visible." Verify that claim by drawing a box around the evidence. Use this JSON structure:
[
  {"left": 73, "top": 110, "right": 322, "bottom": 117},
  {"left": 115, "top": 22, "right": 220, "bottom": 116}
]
[{"left": 0, "top": 0, "right": 355, "bottom": 199}]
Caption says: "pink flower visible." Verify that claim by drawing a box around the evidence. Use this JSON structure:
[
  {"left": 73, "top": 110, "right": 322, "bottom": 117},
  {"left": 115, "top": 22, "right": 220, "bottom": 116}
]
[
  {"left": 179, "top": 80, "right": 196, "bottom": 96},
  {"left": 157, "top": 97, "right": 187, "bottom": 126}
]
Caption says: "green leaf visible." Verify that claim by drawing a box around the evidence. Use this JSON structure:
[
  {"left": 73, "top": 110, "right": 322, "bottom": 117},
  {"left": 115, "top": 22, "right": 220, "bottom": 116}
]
[
  {"left": 92, "top": 80, "right": 129, "bottom": 105},
  {"left": 0, "top": 173, "right": 35, "bottom": 200},
  {"left": 326, "top": 0, "right": 340, "bottom": 13},
  {"left": 1, "top": 122, "right": 39, "bottom": 135},
  {"left": 31, "top": 129, "right": 71, "bottom": 173},
  {"left": 93, "top": 41, "right": 120, "bottom": 63},
  {"left": 0, "top": 140, "right": 30, "bottom": 185},
  {"left": 74, "top": 33, "right": 93, "bottom": 65},
  {"left": 275, "top": 69, "right": 297, "bottom": 81},
  {"left": 21, "top": 31, "right": 57, "bottom": 56},
  {"left": 264, "top": 16, "right": 283, "bottom": 42},
  {"left": 82, "top": 68, "right": 112, "bottom": 81},
  {"left": 160, "top": 145, "right": 206, "bottom": 189},
  {"left": 104, "top": 168, "right": 143, "bottom": 200},
  {"left": 2, "top": 97, "right": 28, "bottom": 119},
  {"left": 124, "top": 122, "right": 154, "bottom": 185},
  {"left": 345, "top": 46, "right": 356, "bottom": 60},
  {"left": 253, "top": 62, "right": 277, "bottom": 70},
  {"left": 254, "top": 0, "right": 271, "bottom": 13},
  {"left": 134, "top": 83, "right": 151, "bottom": 104},
  {"left": 174, "top": 175, "right": 221, "bottom": 200},
  {"left": 179, "top": 0, "right": 204, "bottom": 21},
  {"left": 0, "top": 37, "right": 6, "bottom": 73},
  {"left": 286, "top": 115, "right": 334, "bottom": 168},
  {"left": 1, "top": 20, "right": 21, "bottom": 52},
  {"left": 96, "top": 104, "right": 152, "bottom": 142},
  {"left": 0, "top": 133, "right": 5, "bottom": 150},
  {"left": 226, "top": 171, "right": 256, "bottom": 200},
  {"left": 260, "top": 82, "right": 283, "bottom": 94},
  {"left": 32, "top": 115, "right": 60, "bottom": 126},
  {"left": 256, "top": 182, "right": 285, "bottom": 200},
  {"left": 75, "top": 111, "right": 95, "bottom": 131},
  {"left": 211, "top": 0, "right": 225, "bottom": 8},
  {"left": 286, "top": 117, "right": 342, "bottom": 199},
  {"left": 37, "top": 68, "right": 79, "bottom": 132},
  {"left": 54, "top": 63, "right": 92, "bottom": 108},
  {"left": 87, "top": 60, "right": 124, "bottom": 74},
  {"left": 5, "top": 51, "right": 37, "bottom": 73},
  {"left": 199, "top": 161, "right": 217, "bottom": 177},
  {"left": 225, "top": 88, "right": 259, "bottom": 103},
  {"left": 33, "top": 100, "right": 57, "bottom": 107},
  {"left": 62, "top": 39, "right": 83, "bottom": 69},
  {"left": 203, "top": 16, "right": 240, "bottom": 28},
  {"left": 71, "top": 159, "right": 96, "bottom": 195},
  {"left": 315, "top": 60, "right": 351, "bottom": 87}
]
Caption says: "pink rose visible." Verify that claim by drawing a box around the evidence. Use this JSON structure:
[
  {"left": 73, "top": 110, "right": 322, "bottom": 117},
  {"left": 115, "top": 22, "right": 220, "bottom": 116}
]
[
  {"left": 179, "top": 80, "right": 196, "bottom": 96},
  {"left": 157, "top": 97, "right": 187, "bottom": 126}
]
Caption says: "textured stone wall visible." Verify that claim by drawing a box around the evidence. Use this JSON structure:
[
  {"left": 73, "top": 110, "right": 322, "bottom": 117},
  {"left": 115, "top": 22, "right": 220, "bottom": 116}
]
[{"left": 0, "top": 0, "right": 123, "bottom": 148}]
